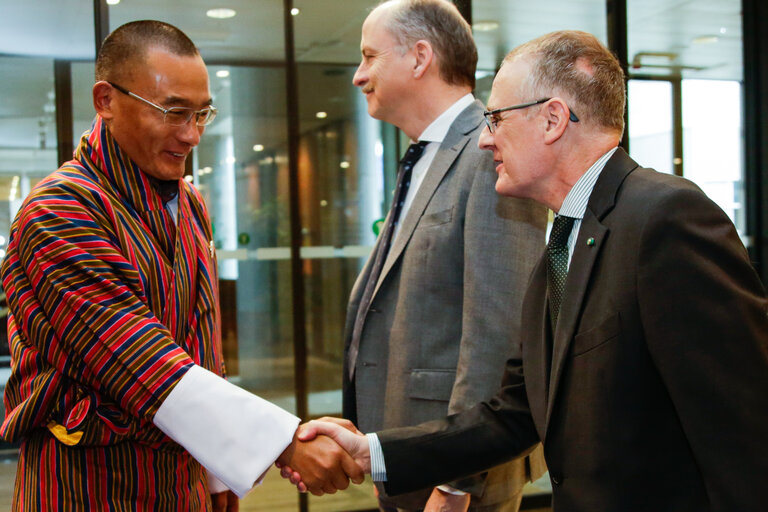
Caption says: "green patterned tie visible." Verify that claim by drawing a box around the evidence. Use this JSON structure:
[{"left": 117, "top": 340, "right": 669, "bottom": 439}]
[{"left": 547, "top": 215, "right": 575, "bottom": 332}]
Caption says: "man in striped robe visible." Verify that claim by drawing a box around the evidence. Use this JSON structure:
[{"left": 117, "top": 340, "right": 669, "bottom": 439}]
[{"left": 0, "top": 20, "right": 361, "bottom": 511}]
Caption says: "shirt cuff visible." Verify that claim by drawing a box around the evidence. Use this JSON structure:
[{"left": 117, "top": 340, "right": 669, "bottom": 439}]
[
  {"left": 436, "top": 485, "right": 468, "bottom": 495},
  {"left": 207, "top": 473, "right": 229, "bottom": 494},
  {"left": 367, "top": 432, "right": 387, "bottom": 482},
  {"left": 153, "top": 365, "right": 300, "bottom": 498}
]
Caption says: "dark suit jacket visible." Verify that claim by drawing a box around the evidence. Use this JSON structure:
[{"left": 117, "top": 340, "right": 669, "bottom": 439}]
[
  {"left": 343, "top": 100, "right": 547, "bottom": 508},
  {"left": 377, "top": 149, "right": 768, "bottom": 511}
]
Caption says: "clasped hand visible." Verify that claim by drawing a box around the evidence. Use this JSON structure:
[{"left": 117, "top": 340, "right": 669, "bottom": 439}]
[{"left": 276, "top": 417, "right": 371, "bottom": 495}]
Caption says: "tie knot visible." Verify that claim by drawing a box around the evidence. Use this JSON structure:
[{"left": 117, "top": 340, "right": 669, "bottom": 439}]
[
  {"left": 549, "top": 215, "right": 575, "bottom": 249},
  {"left": 400, "top": 141, "right": 429, "bottom": 170}
]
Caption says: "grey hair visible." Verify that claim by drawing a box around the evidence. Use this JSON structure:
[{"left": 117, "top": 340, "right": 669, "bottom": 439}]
[
  {"left": 504, "top": 30, "right": 626, "bottom": 135},
  {"left": 379, "top": 0, "right": 477, "bottom": 88}
]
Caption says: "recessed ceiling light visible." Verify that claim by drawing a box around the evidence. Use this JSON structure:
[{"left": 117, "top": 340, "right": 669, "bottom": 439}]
[
  {"left": 106, "top": 0, "right": 120, "bottom": 5},
  {"left": 216, "top": 69, "right": 230, "bottom": 78},
  {"left": 291, "top": 8, "right": 300, "bottom": 16},
  {"left": 473, "top": 21, "right": 499, "bottom": 32},
  {"left": 340, "top": 161, "right": 350, "bottom": 169},
  {"left": 253, "top": 144, "right": 264, "bottom": 152},
  {"left": 207, "top": 8, "right": 236, "bottom": 19},
  {"left": 720, "top": 27, "right": 727, "bottom": 34},
  {"left": 316, "top": 111, "right": 328, "bottom": 119},
  {"left": 692, "top": 35, "right": 719, "bottom": 44}
]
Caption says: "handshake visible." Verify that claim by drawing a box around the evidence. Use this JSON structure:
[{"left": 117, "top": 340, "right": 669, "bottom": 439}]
[{"left": 275, "top": 417, "right": 372, "bottom": 495}]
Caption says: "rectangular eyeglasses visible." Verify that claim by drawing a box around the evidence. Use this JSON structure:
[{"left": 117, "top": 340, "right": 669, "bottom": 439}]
[
  {"left": 108, "top": 81, "right": 218, "bottom": 127},
  {"left": 483, "top": 98, "right": 579, "bottom": 133}
]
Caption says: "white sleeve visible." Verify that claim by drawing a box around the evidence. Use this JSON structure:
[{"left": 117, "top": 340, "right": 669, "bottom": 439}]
[
  {"left": 207, "top": 473, "right": 230, "bottom": 494},
  {"left": 153, "top": 364, "right": 300, "bottom": 497}
]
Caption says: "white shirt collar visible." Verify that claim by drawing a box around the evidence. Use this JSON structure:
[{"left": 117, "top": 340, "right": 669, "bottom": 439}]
[{"left": 416, "top": 93, "right": 475, "bottom": 143}]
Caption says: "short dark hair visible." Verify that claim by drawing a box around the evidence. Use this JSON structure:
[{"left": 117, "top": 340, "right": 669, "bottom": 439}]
[
  {"left": 504, "top": 30, "right": 626, "bottom": 135},
  {"left": 383, "top": 0, "right": 477, "bottom": 89},
  {"left": 95, "top": 20, "right": 199, "bottom": 83}
]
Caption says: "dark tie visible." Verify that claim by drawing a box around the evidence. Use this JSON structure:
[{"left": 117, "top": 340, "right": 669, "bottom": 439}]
[
  {"left": 347, "top": 141, "right": 429, "bottom": 380},
  {"left": 547, "top": 215, "right": 576, "bottom": 332}
]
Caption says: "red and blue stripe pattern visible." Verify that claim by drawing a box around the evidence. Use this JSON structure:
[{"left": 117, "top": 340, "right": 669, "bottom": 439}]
[{"left": 1, "top": 116, "right": 224, "bottom": 510}]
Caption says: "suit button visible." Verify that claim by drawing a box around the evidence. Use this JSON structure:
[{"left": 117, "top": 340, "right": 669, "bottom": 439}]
[{"left": 551, "top": 474, "right": 562, "bottom": 486}]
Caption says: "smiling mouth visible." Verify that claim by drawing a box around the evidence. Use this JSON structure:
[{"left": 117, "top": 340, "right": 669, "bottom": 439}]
[{"left": 167, "top": 151, "right": 186, "bottom": 158}]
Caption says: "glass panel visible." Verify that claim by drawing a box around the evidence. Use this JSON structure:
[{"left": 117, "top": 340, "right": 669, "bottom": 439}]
[
  {"left": 628, "top": 0, "right": 742, "bottom": 81},
  {"left": 473, "top": 0, "right": 608, "bottom": 101},
  {"left": 628, "top": 0, "right": 745, "bottom": 239},
  {"left": 0, "top": 0, "right": 94, "bottom": 59},
  {"left": 682, "top": 79, "right": 744, "bottom": 234},
  {"left": 628, "top": 80, "right": 674, "bottom": 174},
  {"left": 72, "top": 62, "right": 97, "bottom": 148},
  {"left": 294, "top": 63, "right": 383, "bottom": 512}
]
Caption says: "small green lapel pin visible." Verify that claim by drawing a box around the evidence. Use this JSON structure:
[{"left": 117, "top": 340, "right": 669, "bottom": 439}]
[{"left": 586, "top": 237, "right": 596, "bottom": 247}]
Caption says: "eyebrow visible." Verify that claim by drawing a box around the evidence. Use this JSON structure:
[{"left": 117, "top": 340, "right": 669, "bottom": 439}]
[{"left": 162, "top": 95, "right": 214, "bottom": 108}]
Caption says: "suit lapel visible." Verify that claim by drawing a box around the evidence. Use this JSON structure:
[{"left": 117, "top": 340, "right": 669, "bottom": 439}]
[
  {"left": 373, "top": 100, "right": 483, "bottom": 294},
  {"left": 543, "top": 149, "right": 639, "bottom": 431}
]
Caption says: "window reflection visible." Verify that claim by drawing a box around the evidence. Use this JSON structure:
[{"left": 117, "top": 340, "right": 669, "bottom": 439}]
[
  {"left": 628, "top": 80, "right": 674, "bottom": 175},
  {"left": 682, "top": 79, "right": 744, "bottom": 234}
]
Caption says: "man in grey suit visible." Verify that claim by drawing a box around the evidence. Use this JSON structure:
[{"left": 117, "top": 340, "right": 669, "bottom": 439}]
[{"left": 341, "top": 1, "right": 546, "bottom": 511}]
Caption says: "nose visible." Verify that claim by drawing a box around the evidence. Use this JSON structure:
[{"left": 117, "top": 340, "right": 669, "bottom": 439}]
[
  {"left": 478, "top": 124, "right": 495, "bottom": 152},
  {"left": 178, "top": 119, "right": 203, "bottom": 147},
  {"left": 352, "top": 61, "right": 367, "bottom": 88}
]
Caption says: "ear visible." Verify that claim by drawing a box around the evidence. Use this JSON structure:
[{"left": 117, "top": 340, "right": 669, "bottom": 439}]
[
  {"left": 93, "top": 81, "right": 115, "bottom": 120},
  {"left": 542, "top": 97, "right": 572, "bottom": 145},
  {"left": 411, "top": 40, "right": 433, "bottom": 79}
]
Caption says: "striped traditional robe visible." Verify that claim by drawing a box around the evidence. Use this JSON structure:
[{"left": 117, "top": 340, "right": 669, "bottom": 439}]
[{"left": 1, "top": 116, "right": 224, "bottom": 510}]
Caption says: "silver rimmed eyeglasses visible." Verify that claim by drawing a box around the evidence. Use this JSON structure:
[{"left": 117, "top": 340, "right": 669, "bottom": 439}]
[
  {"left": 108, "top": 81, "right": 218, "bottom": 127},
  {"left": 483, "top": 98, "right": 579, "bottom": 133}
]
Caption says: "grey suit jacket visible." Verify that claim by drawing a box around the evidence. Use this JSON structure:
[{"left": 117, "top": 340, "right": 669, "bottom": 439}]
[
  {"left": 376, "top": 149, "right": 768, "bottom": 511},
  {"left": 343, "top": 100, "right": 547, "bottom": 509}
]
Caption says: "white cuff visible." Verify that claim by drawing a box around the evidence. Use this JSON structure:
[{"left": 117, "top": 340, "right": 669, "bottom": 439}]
[
  {"left": 436, "top": 485, "right": 468, "bottom": 495},
  {"left": 207, "top": 473, "right": 229, "bottom": 494},
  {"left": 367, "top": 432, "right": 387, "bottom": 482},
  {"left": 153, "top": 365, "right": 300, "bottom": 498}
]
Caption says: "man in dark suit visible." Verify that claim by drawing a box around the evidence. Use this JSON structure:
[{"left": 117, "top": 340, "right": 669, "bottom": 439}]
[
  {"left": 294, "top": 30, "right": 768, "bottom": 511},
  {"left": 341, "top": 0, "right": 546, "bottom": 510}
]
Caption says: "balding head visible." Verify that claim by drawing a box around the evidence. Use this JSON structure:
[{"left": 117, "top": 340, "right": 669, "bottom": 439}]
[{"left": 504, "top": 30, "right": 626, "bottom": 136}]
